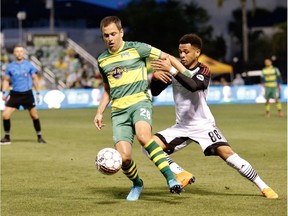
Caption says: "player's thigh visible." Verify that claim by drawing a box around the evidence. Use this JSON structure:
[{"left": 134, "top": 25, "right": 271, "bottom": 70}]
[
  {"left": 156, "top": 125, "right": 192, "bottom": 154},
  {"left": 270, "top": 87, "right": 278, "bottom": 98},
  {"left": 111, "top": 110, "right": 134, "bottom": 144},
  {"left": 132, "top": 101, "right": 153, "bottom": 145},
  {"left": 132, "top": 100, "right": 153, "bottom": 125},
  {"left": 265, "top": 87, "right": 275, "bottom": 99},
  {"left": 135, "top": 121, "right": 152, "bottom": 145},
  {"left": 22, "top": 93, "right": 36, "bottom": 109},
  {"left": 193, "top": 126, "right": 229, "bottom": 156}
]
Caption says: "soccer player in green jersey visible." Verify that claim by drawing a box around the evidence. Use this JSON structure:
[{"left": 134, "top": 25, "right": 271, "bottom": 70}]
[
  {"left": 93, "top": 16, "right": 183, "bottom": 201},
  {"left": 261, "top": 58, "right": 283, "bottom": 118}
]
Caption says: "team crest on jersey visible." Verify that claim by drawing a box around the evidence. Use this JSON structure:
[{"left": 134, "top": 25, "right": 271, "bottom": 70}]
[
  {"left": 109, "top": 66, "right": 128, "bottom": 79},
  {"left": 196, "top": 74, "right": 204, "bottom": 81}
]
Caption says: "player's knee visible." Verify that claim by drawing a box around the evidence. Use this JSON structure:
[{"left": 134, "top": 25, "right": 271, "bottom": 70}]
[
  {"left": 2, "top": 112, "right": 11, "bottom": 120},
  {"left": 136, "top": 134, "right": 152, "bottom": 146}
]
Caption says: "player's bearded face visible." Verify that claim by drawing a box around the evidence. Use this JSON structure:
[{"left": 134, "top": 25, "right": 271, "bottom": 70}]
[
  {"left": 102, "top": 23, "right": 124, "bottom": 52},
  {"left": 179, "top": 44, "right": 200, "bottom": 69}
]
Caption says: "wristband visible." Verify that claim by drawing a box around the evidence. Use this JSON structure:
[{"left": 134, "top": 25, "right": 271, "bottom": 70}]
[
  {"left": 169, "top": 67, "right": 178, "bottom": 75},
  {"left": 183, "top": 69, "right": 192, "bottom": 77}
]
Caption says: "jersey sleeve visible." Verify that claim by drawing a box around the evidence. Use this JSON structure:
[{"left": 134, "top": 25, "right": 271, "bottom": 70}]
[
  {"left": 150, "top": 78, "right": 171, "bottom": 96},
  {"left": 134, "top": 42, "right": 162, "bottom": 60},
  {"left": 5, "top": 63, "right": 12, "bottom": 77},
  {"left": 29, "top": 61, "right": 37, "bottom": 74},
  {"left": 98, "top": 62, "right": 108, "bottom": 84},
  {"left": 174, "top": 63, "right": 210, "bottom": 92},
  {"left": 276, "top": 68, "right": 282, "bottom": 84}
]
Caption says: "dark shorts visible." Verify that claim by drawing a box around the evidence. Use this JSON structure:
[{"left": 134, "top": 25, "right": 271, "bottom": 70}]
[{"left": 5, "top": 90, "right": 35, "bottom": 109}]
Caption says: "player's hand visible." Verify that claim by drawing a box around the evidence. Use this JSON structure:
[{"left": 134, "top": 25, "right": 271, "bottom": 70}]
[
  {"left": 151, "top": 58, "right": 172, "bottom": 72},
  {"left": 94, "top": 113, "right": 104, "bottom": 130},
  {"left": 153, "top": 71, "right": 172, "bottom": 84},
  {"left": 2, "top": 94, "right": 6, "bottom": 101},
  {"left": 36, "top": 94, "right": 40, "bottom": 104}
]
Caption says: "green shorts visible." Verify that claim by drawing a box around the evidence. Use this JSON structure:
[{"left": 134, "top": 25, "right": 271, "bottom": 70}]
[
  {"left": 265, "top": 87, "right": 278, "bottom": 99},
  {"left": 111, "top": 100, "right": 153, "bottom": 144}
]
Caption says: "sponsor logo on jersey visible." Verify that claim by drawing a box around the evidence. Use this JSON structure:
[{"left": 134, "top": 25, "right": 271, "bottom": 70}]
[
  {"left": 121, "top": 52, "right": 130, "bottom": 58},
  {"left": 109, "top": 67, "right": 128, "bottom": 79},
  {"left": 196, "top": 74, "right": 204, "bottom": 81}
]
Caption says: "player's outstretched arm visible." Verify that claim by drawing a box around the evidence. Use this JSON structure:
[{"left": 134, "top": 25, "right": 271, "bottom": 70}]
[{"left": 94, "top": 83, "right": 110, "bottom": 130}]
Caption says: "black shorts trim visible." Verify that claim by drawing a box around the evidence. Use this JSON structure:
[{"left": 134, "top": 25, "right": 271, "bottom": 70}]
[
  {"left": 204, "top": 142, "right": 230, "bottom": 156},
  {"left": 155, "top": 133, "right": 190, "bottom": 155}
]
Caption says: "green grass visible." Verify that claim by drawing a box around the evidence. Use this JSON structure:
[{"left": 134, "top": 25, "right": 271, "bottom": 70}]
[{"left": 1, "top": 103, "right": 287, "bottom": 216}]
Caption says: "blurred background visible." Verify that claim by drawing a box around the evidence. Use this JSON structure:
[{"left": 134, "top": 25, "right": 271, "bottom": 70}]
[{"left": 1, "top": 0, "right": 287, "bottom": 91}]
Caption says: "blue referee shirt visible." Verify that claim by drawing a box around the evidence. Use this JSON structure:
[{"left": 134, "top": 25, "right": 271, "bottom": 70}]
[{"left": 5, "top": 60, "right": 37, "bottom": 92}]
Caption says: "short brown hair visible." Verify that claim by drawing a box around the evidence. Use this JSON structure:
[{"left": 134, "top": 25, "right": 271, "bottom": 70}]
[
  {"left": 100, "top": 16, "right": 122, "bottom": 32},
  {"left": 179, "top": 34, "right": 202, "bottom": 50}
]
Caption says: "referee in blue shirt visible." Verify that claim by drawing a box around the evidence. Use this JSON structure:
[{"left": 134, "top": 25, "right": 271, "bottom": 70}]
[{"left": 1, "top": 44, "right": 46, "bottom": 144}]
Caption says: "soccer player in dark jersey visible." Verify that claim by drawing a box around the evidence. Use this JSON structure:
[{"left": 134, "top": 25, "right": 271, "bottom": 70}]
[
  {"left": 1, "top": 44, "right": 46, "bottom": 145},
  {"left": 261, "top": 58, "right": 283, "bottom": 118},
  {"left": 148, "top": 33, "right": 278, "bottom": 199},
  {"left": 93, "top": 16, "right": 183, "bottom": 201}
]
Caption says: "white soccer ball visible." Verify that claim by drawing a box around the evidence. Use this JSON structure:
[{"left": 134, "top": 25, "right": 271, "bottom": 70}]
[{"left": 95, "top": 148, "right": 122, "bottom": 175}]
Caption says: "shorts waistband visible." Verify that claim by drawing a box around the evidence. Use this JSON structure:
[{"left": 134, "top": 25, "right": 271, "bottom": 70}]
[{"left": 10, "top": 90, "right": 33, "bottom": 95}]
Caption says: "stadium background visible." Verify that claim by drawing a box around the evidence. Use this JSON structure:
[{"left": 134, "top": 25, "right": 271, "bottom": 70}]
[{"left": 1, "top": 1, "right": 287, "bottom": 216}]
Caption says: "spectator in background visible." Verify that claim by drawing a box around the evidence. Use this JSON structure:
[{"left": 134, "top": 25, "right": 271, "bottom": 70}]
[
  {"left": 64, "top": 47, "right": 81, "bottom": 75},
  {"left": 54, "top": 55, "right": 69, "bottom": 83},
  {"left": 261, "top": 58, "right": 283, "bottom": 118},
  {"left": 232, "top": 73, "right": 245, "bottom": 86},
  {"left": 1, "top": 48, "right": 9, "bottom": 77},
  {"left": 54, "top": 56, "right": 68, "bottom": 72},
  {"left": 66, "top": 63, "right": 82, "bottom": 88}
]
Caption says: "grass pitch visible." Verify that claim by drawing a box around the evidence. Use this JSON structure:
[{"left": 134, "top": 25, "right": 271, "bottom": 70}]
[{"left": 1, "top": 103, "right": 287, "bottom": 216}]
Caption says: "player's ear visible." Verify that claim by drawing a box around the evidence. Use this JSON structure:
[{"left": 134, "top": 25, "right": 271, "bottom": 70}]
[
  {"left": 195, "top": 49, "right": 201, "bottom": 58},
  {"left": 120, "top": 28, "right": 124, "bottom": 37}
]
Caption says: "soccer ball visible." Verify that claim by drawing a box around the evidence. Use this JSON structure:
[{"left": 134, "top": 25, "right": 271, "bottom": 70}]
[{"left": 95, "top": 148, "right": 122, "bottom": 175}]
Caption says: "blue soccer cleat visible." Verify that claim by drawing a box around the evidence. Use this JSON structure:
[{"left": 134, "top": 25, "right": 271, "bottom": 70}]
[
  {"left": 126, "top": 180, "right": 144, "bottom": 201},
  {"left": 168, "top": 179, "right": 183, "bottom": 194}
]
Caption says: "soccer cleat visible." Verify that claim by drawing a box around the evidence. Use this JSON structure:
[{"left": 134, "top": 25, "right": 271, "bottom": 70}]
[
  {"left": 0, "top": 137, "right": 11, "bottom": 145},
  {"left": 262, "top": 188, "right": 278, "bottom": 199},
  {"left": 168, "top": 179, "right": 183, "bottom": 194},
  {"left": 37, "top": 137, "right": 47, "bottom": 144},
  {"left": 126, "top": 180, "right": 144, "bottom": 201},
  {"left": 175, "top": 171, "right": 196, "bottom": 188}
]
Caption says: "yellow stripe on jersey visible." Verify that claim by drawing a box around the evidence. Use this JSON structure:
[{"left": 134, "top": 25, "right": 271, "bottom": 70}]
[
  {"left": 149, "top": 47, "right": 162, "bottom": 59},
  {"left": 99, "top": 48, "right": 140, "bottom": 68},
  {"left": 262, "top": 68, "right": 278, "bottom": 87},
  {"left": 108, "top": 67, "right": 147, "bottom": 88},
  {"left": 111, "top": 92, "right": 148, "bottom": 110}
]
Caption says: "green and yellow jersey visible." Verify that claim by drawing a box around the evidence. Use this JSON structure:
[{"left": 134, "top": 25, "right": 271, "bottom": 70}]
[
  {"left": 261, "top": 66, "right": 282, "bottom": 87},
  {"left": 98, "top": 41, "right": 161, "bottom": 110}
]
